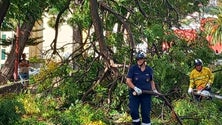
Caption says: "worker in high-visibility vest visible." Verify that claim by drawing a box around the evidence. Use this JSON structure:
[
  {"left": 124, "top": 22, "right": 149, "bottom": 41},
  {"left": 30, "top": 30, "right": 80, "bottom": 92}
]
[{"left": 188, "top": 59, "right": 214, "bottom": 101}]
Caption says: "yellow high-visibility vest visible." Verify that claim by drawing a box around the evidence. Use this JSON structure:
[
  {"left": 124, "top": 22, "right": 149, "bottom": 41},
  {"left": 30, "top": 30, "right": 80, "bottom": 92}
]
[{"left": 189, "top": 67, "right": 214, "bottom": 90}]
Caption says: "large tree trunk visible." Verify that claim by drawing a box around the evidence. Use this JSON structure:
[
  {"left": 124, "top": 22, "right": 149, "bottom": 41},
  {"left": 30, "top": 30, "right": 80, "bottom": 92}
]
[
  {"left": 0, "top": 0, "right": 10, "bottom": 25},
  {"left": 0, "top": 0, "right": 10, "bottom": 83},
  {"left": 0, "top": 17, "right": 35, "bottom": 84},
  {"left": 89, "top": 0, "right": 109, "bottom": 61},
  {"left": 88, "top": 0, "right": 121, "bottom": 104},
  {"left": 72, "top": 25, "right": 82, "bottom": 69}
]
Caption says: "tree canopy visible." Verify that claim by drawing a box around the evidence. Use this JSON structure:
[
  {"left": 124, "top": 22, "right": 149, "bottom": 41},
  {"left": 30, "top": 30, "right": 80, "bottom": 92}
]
[{"left": 0, "top": 0, "right": 222, "bottom": 124}]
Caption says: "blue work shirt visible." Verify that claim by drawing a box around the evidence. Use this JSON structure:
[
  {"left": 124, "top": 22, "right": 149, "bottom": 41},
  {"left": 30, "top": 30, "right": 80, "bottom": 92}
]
[{"left": 127, "top": 64, "right": 153, "bottom": 91}]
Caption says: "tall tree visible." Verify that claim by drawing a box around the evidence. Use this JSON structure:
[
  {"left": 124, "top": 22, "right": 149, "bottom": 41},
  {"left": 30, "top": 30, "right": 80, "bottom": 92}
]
[{"left": 0, "top": 0, "right": 48, "bottom": 84}]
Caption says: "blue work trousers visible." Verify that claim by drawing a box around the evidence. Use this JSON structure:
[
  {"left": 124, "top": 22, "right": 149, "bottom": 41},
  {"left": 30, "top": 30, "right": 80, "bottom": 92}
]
[
  {"left": 19, "top": 73, "right": 29, "bottom": 80},
  {"left": 129, "top": 92, "right": 152, "bottom": 124}
]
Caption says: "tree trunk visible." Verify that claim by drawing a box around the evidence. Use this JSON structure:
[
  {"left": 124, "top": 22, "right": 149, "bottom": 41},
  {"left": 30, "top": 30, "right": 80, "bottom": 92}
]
[
  {"left": 0, "top": 17, "right": 35, "bottom": 84},
  {"left": 89, "top": 0, "right": 109, "bottom": 60},
  {"left": 0, "top": 0, "right": 10, "bottom": 25},
  {"left": 72, "top": 25, "right": 82, "bottom": 69},
  {"left": 88, "top": 0, "right": 121, "bottom": 104}
]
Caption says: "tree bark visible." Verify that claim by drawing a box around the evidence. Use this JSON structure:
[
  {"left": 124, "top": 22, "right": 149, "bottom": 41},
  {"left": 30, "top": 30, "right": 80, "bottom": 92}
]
[
  {"left": 0, "top": 0, "right": 10, "bottom": 25},
  {"left": 0, "top": 16, "right": 35, "bottom": 84},
  {"left": 98, "top": 1, "right": 135, "bottom": 63},
  {"left": 88, "top": 0, "right": 121, "bottom": 104},
  {"left": 89, "top": 0, "right": 107, "bottom": 58}
]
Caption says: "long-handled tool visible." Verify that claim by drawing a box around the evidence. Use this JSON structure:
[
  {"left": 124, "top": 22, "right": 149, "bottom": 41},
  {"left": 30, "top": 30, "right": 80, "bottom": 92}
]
[
  {"left": 133, "top": 90, "right": 183, "bottom": 125},
  {"left": 192, "top": 89, "right": 222, "bottom": 100}
]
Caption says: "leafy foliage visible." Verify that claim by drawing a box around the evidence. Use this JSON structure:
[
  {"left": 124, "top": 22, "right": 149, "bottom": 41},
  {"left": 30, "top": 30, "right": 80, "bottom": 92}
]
[
  {"left": 212, "top": 65, "right": 222, "bottom": 89},
  {"left": 174, "top": 99, "right": 222, "bottom": 125},
  {"left": 1, "top": 0, "right": 222, "bottom": 124},
  {"left": 0, "top": 95, "right": 25, "bottom": 125}
]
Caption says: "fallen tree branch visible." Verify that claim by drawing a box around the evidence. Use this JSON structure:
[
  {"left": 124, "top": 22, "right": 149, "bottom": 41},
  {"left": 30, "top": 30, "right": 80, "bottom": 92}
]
[{"left": 134, "top": 90, "right": 183, "bottom": 125}]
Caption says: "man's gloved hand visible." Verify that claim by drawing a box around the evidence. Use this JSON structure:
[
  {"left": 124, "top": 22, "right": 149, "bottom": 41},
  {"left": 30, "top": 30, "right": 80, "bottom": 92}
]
[
  {"left": 206, "top": 83, "right": 211, "bottom": 89},
  {"left": 134, "top": 86, "right": 142, "bottom": 95},
  {"left": 197, "top": 90, "right": 201, "bottom": 94},
  {"left": 188, "top": 88, "right": 193, "bottom": 94}
]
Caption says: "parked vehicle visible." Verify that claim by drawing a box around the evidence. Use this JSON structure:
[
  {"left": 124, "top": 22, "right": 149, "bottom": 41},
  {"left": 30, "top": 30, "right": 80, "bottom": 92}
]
[{"left": 214, "top": 59, "right": 222, "bottom": 66}]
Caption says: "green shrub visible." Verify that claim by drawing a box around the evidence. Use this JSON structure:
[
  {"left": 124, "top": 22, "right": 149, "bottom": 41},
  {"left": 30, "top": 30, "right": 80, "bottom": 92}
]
[
  {"left": 213, "top": 66, "right": 222, "bottom": 89},
  {"left": 17, "top": 94, "right": 40, "bottom": 115},
  {"left": 50, "top": 101, "right": 109, "bottom": 125},
  {"left": 0, "top": 97, "right": 25, "bottom": 125},
  {"left": 174, "top": 99, "right": 222, "bottom": 125}
]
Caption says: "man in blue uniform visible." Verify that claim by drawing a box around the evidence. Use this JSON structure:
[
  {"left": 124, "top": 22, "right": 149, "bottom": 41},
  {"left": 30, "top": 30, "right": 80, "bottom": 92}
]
[{"left": 126, "top": 51, "right": 159, "bottom": 125}]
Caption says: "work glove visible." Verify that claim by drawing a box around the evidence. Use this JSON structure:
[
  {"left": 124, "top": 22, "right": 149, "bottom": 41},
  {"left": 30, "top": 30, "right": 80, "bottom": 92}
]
[
  {"left": 134, "top": 86, "right": 142, "bottom": 95},
  {"left": 188, "top": 88, "right": 193, "bottom": 95},
  {"left": 206, "top": 83, "right": 211, "bottom": 89},
  {"left": 197, "top": 90, "right": 201, "bottom": 95}
]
